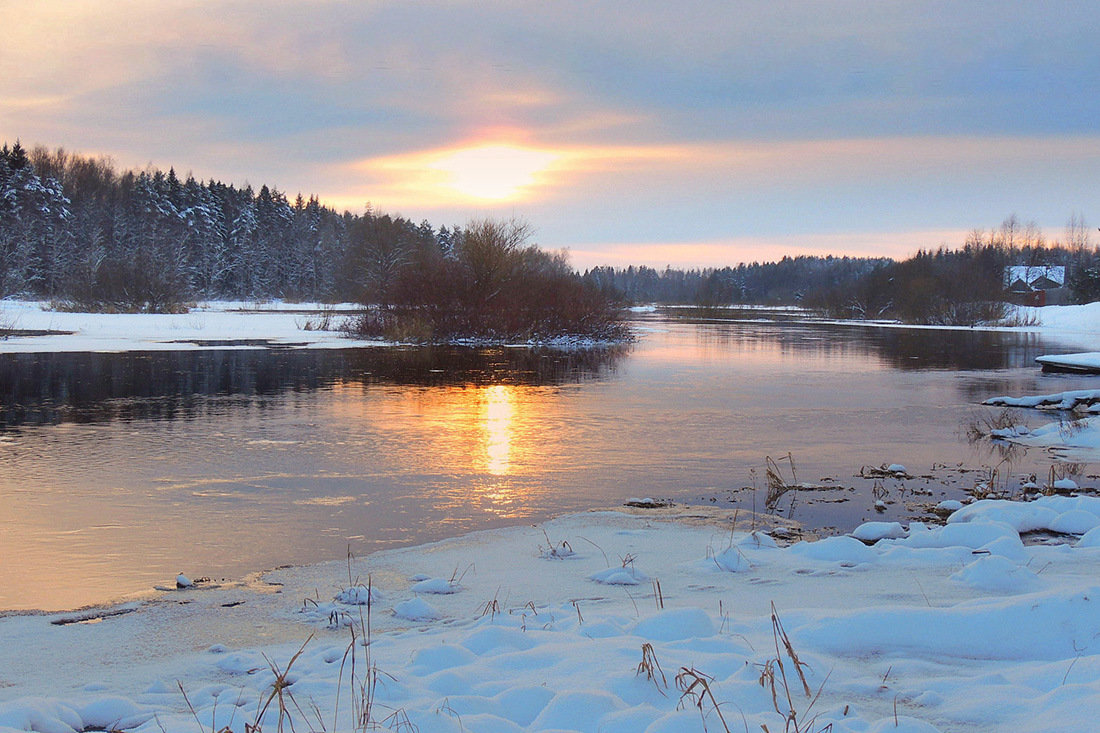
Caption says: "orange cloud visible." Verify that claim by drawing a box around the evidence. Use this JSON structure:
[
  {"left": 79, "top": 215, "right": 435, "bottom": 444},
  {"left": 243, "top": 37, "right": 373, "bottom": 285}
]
[{"left": 337, "top": 133, "right": 1100, "bottom": 214}]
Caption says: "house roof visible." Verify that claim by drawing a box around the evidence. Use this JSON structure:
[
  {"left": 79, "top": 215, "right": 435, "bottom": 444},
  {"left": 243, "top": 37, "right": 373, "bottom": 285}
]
[{"left": 1004, "top": 265, "right": 1065, "bottom": 289}]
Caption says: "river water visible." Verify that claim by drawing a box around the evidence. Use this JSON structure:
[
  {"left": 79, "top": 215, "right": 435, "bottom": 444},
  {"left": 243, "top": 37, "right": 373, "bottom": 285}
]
[{"left": 2, "top": 309, "right": 1096, "bottom": 611}]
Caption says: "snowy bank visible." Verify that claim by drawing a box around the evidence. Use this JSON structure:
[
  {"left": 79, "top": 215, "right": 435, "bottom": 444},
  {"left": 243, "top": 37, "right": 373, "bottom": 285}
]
[
  {"left": 3, "top": 504, "right": 1100, "bottom": 733},
  {"left": 985, "top": 416, "right": 1100, "bottom": 462},
  {"left": 0, "top": 300, "right": 628, "bottom": 352},
  {"left": 0, "top": 300, "right": 383, "bottom": 352},
  {"left": 982, "top": 388, "right": 1100, "bottom": 461},
  {"left": 1036, "top": 352, "right": 1100, "bottom": 373}
]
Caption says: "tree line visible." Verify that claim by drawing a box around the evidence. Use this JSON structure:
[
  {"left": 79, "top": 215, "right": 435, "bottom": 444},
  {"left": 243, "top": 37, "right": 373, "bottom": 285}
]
[
  {"left": 582, "top": 217, "right": 1100, "bottom": 325},
  {"left": 0, "top": 141, "right": 461, "bottom": 311},
  {"left": 808, "top": 217, "right": 1100, "bottom": 325},
  {"left": 581, "top": 255, "right": 891, "bottom": 306}
]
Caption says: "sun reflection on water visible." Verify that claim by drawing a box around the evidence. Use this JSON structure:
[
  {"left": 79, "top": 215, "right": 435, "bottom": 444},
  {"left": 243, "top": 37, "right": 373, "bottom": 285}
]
[{"left": 483, "top": 384, "right": 515, "bottom": 476}]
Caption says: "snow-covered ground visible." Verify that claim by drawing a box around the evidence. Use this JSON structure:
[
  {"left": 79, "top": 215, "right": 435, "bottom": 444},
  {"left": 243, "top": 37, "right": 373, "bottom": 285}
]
[
  {"left": 983, "top": 388, "right": 1100, "bottom": 462},
  {"left": 0, "top": 300, "right": 384, "bottom": 352},
  {"left": 2, "top": 503, "right": 1100, "bottom": 733},
  {"left": 0, "top": 300, "right": 623, "bottom": 351},
  {"left": 1036, "top": 352, "right": 1100, "bottom": 372},
  {"left": 3, "top": 299, "right": 1100, "bottom": 354}
]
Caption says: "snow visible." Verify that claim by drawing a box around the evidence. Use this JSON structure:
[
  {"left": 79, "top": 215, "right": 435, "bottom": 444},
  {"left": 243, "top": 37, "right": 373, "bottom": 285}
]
[
  {"left": 1035, "top": 352, "right": 1100, "bottom": 372},
  {"left": 1005, "top": 264, "right": 1066, "bottom": 287},
  {"left": 4, "top": 300, "right": 1100, "bottom": 730},
  {"left": 393, "top": 597, "right": 442, "bottom": 621},
  {"left": 985, "top": 388, "right": 1100, "bottom": 410},
  {"left": 4, "top": 298, "right": 1100, "bottom": 355},
  {"left": 0, "top": 299, "right": 626, "bottom": 351},
  {"left": 1019, "top": 301, "right": 1100, "bottom": 335},
  {"left": 333, "top": 584, "right": 381, "bottom": 605},
  {"left": 851, "top": 521, "right": 907, "bottom": 541},
  {"left": 410, "top": 577, "right": 462, "bottom": 594},
  {"left": 6, "top": 504, "right": 1100, "bottom": 732},
  {"left": 985, "top": 415, "right": 1100, "bottom": 461},
  {"left": 0, "top": 300, "right": 384, "bottom": 352},
  {"left": 982, "top": 381, "right": 1100, "bottom": 460}
]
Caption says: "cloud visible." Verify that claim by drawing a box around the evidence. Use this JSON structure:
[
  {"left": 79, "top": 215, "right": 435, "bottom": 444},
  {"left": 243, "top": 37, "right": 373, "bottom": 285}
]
[{"left": 2, "top": 1, "right": 1098, "bottom": 267}]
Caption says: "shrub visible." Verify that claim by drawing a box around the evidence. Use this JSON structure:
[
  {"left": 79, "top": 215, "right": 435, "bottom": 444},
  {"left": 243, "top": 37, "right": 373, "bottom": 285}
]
[{"left": 345, "top": 219, "right": 628, "bottom": 343}]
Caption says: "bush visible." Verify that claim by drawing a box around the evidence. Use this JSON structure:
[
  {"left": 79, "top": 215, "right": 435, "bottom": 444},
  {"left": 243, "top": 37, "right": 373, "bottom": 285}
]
[{"left": 345, "top": 219, "right": 628, "bottom": 343}]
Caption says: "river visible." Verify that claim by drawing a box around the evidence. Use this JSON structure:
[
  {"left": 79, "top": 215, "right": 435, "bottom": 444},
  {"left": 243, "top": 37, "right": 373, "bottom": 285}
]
[{"left": 1, "top": 309, "right": 1096, "bottom": 611}]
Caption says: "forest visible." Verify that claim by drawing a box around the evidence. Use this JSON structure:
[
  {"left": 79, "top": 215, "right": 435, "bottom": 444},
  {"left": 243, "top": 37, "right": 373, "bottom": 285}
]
[
  {"left": 0, "top": 141, "right": 451, "bottom": 310},
  {"left": 582, "top": 255, "right": 890, "bottom": 306}
]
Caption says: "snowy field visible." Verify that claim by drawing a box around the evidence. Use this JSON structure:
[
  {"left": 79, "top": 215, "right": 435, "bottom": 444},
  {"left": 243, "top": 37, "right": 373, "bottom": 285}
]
[
  {"left": 3, "top": 503, "right": 1100, "bottom": 733},
  {"left": 0, "top": 300, "right": 383, "bottom": 352}
]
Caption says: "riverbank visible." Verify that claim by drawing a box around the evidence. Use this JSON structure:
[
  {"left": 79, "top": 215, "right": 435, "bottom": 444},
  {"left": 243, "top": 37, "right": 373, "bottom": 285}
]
[
  {"left": 3, "top": 300, "right": 1100, "bottom": 354},
  {"left": 2, "top": 501, "right": 1099, "bottom": 732}
]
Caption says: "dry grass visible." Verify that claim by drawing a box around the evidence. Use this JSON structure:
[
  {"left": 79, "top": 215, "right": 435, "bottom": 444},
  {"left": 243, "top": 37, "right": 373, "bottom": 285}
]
[
  {"left": 757, "top": 603, "right": 831, "bottom": 733},
  {"left": 965, "top": 407, "right": 1023, "bottom": 443},
  {"left": 177, "top": 636, "right": 319, "bottom": 733},
  {"left": 538, "top": 528, "right": 576, "bottom": 559},
  {"left": 297, "top": 306, "right": 337, "bottom": 332},
  {"left": 333, "top": 576, "right": 418, "bottom": 733},
  {"left": 765, "top": 454, "right": 797, "bottom": 510},
  {"left": 676, "top": 666, "right": 734, "bottom": 733},
  {"left": 636, "top": 643, "right": 668, "bottom": 694},
  {"left": 254, "top": 637, "right": 318, "bottom": 733},
  {"left": 478, "top": 593, "right": 502, "bottom": 621}
]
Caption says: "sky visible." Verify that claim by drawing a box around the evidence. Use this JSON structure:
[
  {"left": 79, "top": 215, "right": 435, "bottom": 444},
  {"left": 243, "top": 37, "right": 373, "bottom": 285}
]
[{"left": 2, "top": 0, "right": 1099, "bottom": 269}]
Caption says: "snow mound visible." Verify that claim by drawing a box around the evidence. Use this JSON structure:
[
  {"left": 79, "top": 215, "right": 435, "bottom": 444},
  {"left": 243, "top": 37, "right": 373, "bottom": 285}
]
[
  {"left": 1075, "top": 525, "right": 1100, "bottom": 547},
  {"left": 9, "top": 505, "right": 1100, "bottom": 733},
  {"left": 950, "top": 555, "right": 1040, "bottom": 594},
  {"left": 632, "top": 608, "right": 715, "bottom": 641},
  {"left": 851, "top": 521, "right": 906, "bottom": 542},
  {"left": 788, "top": 535, "right": 878, "bottom": 565},
  {"left": 949, "top": 496, "right": 1100, "bottom": 536},
  {"left": 394, "top": 597, "right": 441, "bottom": 621},
  {"left": 588, "top": 566, "right": 648, "bottom": 585},
  {"left": 334, "top": 584, "right": 382, "bottom": 605},
  {"left": 411, "top": 577, "right": 462, "bottom": 594},
  {"left": 0, "top": 700, "right": 82, "bottom": 733}
]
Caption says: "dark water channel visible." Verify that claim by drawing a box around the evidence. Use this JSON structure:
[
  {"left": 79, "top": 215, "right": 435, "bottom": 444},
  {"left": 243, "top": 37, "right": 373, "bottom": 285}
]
[{"left": 2, "top": 310, "right": 1097, "bottom": 611}]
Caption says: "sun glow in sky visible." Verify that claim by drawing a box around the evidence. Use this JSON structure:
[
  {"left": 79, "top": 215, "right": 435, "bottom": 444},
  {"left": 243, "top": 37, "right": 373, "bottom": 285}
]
[
  {"left": 428, "top": 144, "right": 560, "bottom": 201},
  {"left": 3, "top": 2, "right": 1099, "bottom": 266},
  {"left": 353, "top": 141, "right": 567, "bottom": 208}
]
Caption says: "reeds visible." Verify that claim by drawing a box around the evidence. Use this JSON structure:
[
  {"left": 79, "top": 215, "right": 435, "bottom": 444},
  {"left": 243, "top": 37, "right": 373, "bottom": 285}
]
[{"left": 757, "top": 603, "right": 830, "bottom": 733}]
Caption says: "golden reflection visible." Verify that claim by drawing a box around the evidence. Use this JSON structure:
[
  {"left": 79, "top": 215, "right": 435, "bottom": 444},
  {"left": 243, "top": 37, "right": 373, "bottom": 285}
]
[
  {"left": 321, "top": 380, "right": 545, "bottom": 517},
  {"left": 483, "top": 384, "right": 515, "bottom": 475}
]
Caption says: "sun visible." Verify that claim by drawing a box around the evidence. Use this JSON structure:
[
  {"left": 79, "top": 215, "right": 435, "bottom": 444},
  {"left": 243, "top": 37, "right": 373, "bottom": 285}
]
[{"left": 427, "top": 144, "right": 560, "bottom": 201}]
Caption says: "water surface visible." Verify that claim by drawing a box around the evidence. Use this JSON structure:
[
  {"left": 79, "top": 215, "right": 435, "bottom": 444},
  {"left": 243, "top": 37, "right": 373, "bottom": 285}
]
[{"left": 2, "top": 311, "right": 1096, "bottom": 611}]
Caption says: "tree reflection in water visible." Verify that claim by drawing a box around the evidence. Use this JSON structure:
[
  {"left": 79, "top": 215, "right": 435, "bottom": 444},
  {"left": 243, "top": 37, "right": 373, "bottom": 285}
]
[{"left": 0, "top": 345, "right": 630, "bottom": 427}]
